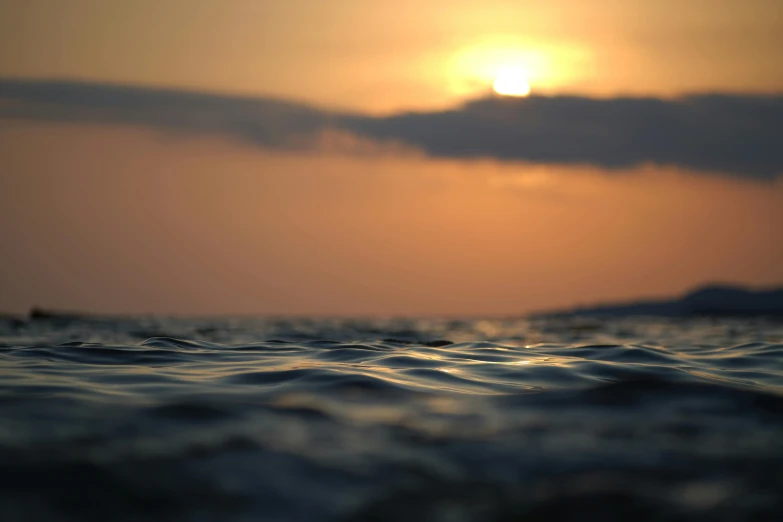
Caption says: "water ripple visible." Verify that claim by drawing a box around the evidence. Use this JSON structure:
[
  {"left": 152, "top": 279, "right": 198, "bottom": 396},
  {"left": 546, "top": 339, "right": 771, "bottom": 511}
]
[{"left": 1, "top": 316, "right": 782, "bottom": 521}]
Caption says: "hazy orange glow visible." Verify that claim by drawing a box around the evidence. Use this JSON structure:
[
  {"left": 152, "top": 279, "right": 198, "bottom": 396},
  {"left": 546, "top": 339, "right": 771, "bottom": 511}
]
[
  {"left": 446, "top": 38, "right": 573, "bottom": 99},
  {"left": 0, "top": 1, "right": 781, "bottom": 316},
  {"left": 1, "top": 1, "right": 780, "bottom": 112},
  {"left": 1, "top": 120, "right": 781, "bottom": 316}
]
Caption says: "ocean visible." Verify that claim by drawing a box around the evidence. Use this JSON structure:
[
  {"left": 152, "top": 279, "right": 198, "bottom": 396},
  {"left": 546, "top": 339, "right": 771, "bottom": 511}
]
[{"left": 1, "top": 314, "right": 782, "bottom": 521}]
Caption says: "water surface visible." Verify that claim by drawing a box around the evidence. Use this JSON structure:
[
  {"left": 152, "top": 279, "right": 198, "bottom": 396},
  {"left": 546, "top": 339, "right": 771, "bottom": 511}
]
[{"left": 1, "top": 315, "right": 782, "bottom": 521}]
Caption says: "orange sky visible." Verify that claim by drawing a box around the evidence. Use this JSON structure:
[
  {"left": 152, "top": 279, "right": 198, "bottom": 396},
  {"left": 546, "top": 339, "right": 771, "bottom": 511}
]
[
  {"left": 1, "top": 0, "right": 781, "bottom": 112},
  {"left": 1, "top": 120, "right": 781, "bottom": 315},
  {"left": 0, "top": 1, "right": 781, "bottom": 315}
]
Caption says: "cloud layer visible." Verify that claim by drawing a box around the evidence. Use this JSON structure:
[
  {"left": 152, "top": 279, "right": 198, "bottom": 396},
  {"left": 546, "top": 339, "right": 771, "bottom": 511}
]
[{"left": 1, "top": 78, "right": 781, "bottom": 178}]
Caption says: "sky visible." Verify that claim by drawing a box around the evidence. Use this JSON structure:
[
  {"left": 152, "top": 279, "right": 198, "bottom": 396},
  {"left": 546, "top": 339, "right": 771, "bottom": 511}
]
[
  {"left": 2, "top": 0, "right": 782, "bottom": 112},
  {"left": 0, "top": 0, "right": 782, "bottom": 316}
]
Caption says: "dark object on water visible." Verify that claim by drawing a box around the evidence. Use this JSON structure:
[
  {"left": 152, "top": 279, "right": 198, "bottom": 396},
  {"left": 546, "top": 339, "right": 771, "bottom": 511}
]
[{"left": 28, "top": 306, "right": 96, "bottom": 322}]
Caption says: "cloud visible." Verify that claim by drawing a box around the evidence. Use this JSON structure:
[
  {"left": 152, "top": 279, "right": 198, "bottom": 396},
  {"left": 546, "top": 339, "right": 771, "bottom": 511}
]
[
  {"left": 342, "top": 95, "right": 783, "bottom": 179},
  {"left": 0, "top": 78, "right": 334, "bottom": 149},
  {"left": 1, "top": 78, "right": 781, "bottom": 178}
]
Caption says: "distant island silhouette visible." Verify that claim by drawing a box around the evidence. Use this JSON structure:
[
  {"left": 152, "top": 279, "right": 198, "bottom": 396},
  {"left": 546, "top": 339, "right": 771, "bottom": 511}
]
[
  {"left": 3, "top": 284, "right": 782, "bottom": 321},
  {"left": 534, "top": 284, "right": 783, "bottom": 318}
]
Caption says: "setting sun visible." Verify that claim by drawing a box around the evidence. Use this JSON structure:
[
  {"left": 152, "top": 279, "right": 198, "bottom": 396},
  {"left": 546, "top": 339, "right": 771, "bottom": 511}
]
[{"left": 493, "top": 66, "right": 532, "bottom": 96}]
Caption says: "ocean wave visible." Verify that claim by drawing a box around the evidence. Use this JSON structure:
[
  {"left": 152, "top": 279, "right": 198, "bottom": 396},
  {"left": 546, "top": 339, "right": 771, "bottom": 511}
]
[{"left": 1, "top": 316, "right": 782, "bottom": 521}]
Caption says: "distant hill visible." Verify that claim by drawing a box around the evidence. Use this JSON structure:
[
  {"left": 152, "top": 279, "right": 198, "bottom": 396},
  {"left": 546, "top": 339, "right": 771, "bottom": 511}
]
[{"left": 534, "top": 284, "right": 783, "bottom": 318}]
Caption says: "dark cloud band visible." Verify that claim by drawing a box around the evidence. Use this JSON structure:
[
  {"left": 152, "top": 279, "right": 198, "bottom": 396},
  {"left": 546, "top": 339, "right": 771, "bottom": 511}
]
[{"left": 1, "top": 79, "right": 781, "bottom": 178}]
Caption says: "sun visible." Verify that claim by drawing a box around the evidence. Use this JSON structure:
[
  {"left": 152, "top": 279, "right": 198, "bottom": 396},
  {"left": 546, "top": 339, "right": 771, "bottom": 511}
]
[{"left": 493, "top": 66, "right": 531, "bottom": 97}]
